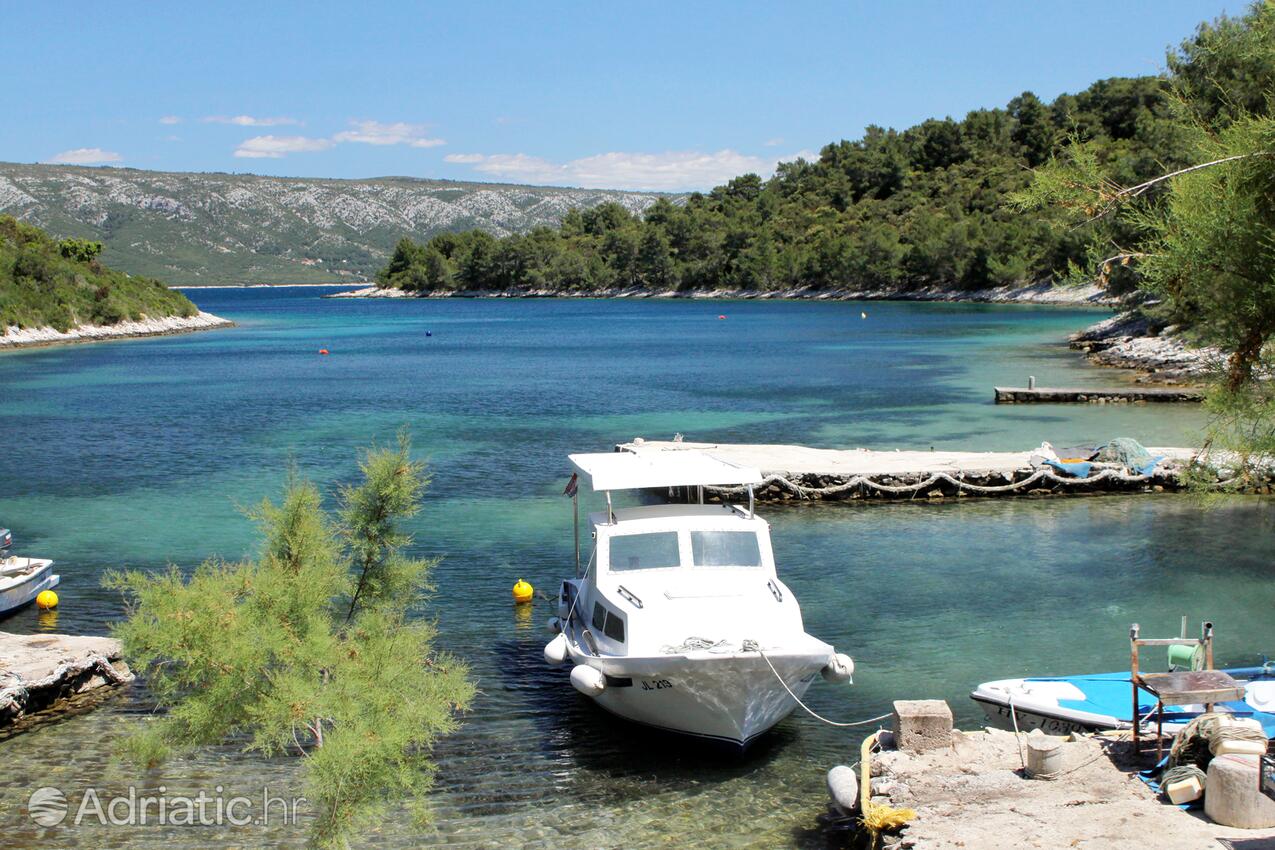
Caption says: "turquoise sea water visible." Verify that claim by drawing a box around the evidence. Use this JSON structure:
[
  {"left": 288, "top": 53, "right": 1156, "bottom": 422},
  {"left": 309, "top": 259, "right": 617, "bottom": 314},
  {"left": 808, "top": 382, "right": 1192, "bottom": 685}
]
[{"left": 1, "top": 289, "right": 1271, "bottom": 848}]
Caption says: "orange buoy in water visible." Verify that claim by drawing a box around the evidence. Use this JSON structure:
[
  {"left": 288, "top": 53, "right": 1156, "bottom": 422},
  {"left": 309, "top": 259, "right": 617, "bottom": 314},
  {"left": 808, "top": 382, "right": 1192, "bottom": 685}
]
[
  {"left": 512, "top": 579, "right": 534, "bottom": 604},
  {"left": 718, "top": 314, "right": 726, "bottom": 320},
  {"left": 36, "top": 590, "right": 58, "bottom": 609},
  {"left": 319, "top": 348, "right": 329, "bottom": 355}
]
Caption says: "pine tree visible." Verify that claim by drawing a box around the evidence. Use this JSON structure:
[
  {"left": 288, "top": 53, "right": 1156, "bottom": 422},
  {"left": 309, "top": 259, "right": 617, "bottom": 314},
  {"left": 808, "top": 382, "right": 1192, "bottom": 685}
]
[{"left": 106, "top": 432, "right": 474, "bottom": 848}]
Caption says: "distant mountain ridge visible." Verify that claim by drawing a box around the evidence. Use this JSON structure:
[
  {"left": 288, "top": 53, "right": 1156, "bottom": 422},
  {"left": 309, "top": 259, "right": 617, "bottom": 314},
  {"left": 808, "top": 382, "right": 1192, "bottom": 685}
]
[{"left": 0, "top": 163, "right": 666, "bottom": 285}]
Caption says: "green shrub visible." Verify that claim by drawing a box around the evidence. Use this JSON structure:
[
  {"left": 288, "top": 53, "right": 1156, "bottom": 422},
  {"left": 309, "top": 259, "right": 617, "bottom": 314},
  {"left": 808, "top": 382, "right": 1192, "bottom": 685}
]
[{"left": 0, "top": 214, "right": 197, "bottom": 333}]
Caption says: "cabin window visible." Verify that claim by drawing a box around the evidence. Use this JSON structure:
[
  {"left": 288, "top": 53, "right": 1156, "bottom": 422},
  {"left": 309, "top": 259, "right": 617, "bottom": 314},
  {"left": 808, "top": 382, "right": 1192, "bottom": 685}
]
[
  {"left": 591, "top": 600, "right": 626, "bottom": 643},
  {"left": 608, "top": 531, "right": 681, "bottom": 571},
  {"left": 602, "top": 611, "right": 625, "bottom": 642},
  {"left": 690, "top": 530, "right": 763, "bottom": 568}
]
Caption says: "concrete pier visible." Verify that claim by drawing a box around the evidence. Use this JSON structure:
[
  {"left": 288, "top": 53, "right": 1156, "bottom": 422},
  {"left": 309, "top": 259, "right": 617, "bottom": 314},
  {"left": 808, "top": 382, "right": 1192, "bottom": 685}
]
[
  {"left": 617, "top": 439, "right": 1206, "bottom": 502},
  {"left": 994, "top": 385, "right": 1205, "bottom": 403},
  {"left": 832, "top": 723, "right": 1275, "bottom": 849}
]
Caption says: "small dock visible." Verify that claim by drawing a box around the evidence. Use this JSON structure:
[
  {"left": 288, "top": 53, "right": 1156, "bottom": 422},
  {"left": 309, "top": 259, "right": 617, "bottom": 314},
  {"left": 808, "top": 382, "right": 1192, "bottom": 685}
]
[
  {"left": 994, "top": 385, "right": 1205, "bottom": 404},
  {"left": 616, "top": 439, "right": 1203, "bottom": 502}
]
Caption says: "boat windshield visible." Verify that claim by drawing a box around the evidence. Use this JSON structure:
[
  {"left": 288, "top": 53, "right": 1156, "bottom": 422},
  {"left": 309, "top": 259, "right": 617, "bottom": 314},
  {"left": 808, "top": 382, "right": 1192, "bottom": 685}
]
[
  {"left": 690, "top": 530, "right": 762, "bottom": 568},
  {"left": 609, "top": 531, "right": 681, "bottom": 571}
]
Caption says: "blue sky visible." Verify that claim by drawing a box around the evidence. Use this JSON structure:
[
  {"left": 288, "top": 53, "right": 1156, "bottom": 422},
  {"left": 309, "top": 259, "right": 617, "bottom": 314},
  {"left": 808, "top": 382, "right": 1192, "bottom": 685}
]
[{"left": 4, "top": 1, "right": 1239, "bottom": 191}]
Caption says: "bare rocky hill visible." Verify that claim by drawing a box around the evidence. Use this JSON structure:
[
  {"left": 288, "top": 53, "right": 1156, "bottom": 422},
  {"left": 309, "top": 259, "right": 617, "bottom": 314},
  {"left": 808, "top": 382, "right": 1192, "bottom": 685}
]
[{"left": 0, "top": 162, "right": 664, "bottom": 285}]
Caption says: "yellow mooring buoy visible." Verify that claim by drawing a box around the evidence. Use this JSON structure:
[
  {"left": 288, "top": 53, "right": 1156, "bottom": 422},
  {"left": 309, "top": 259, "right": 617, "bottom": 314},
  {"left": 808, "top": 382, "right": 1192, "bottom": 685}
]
[
  {"left": 36, "top": 590, "right": 59, "bottom": 609},
  {"left": 512, "top": 579, "right": 534, "bottom": 604}
]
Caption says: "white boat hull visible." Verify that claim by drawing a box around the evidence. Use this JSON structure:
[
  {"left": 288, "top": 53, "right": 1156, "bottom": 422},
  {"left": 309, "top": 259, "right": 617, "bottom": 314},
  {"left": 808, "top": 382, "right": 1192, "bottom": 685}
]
[
  {"left": 0, "top": 558, "right": 59, "bottom": 615},
  {"left": 570, "top": 646, "right": 830, "bottom": 748}
]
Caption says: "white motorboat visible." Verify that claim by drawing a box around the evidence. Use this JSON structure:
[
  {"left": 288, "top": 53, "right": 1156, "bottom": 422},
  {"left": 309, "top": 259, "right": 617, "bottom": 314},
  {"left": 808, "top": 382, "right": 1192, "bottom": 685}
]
[
  {"left": 0, "top": 529, "right": 58, "bottom": 615},
  {"left": 543, "top": 451, "right": 855, "bottom": 749}
]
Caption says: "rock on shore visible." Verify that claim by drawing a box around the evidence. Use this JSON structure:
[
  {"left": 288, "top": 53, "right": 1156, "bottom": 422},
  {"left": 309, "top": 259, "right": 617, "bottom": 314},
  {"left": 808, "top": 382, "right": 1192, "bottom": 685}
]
[
  {"left": 0, "top": 632, "right": 133, "bottom": 729},
  {"left": 1070, "top": 311, "right": 1222, "bottom": 383},
  {"left": 0, "top": 311, "right": 233, "bottom": 350}
]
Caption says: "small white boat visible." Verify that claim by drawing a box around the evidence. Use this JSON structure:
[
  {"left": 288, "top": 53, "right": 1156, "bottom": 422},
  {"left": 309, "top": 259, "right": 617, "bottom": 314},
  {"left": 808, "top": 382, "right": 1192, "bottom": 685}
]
[
  {"left": 544, "top": 451, "right": 855, "bottom": 749},
  {"left": 0, "top": 529, "right": 59, "bottom": 615}
]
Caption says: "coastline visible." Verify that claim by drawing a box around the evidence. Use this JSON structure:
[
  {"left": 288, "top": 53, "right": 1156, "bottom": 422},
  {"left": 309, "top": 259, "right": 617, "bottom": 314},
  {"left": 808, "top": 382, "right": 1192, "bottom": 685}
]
[
  {"left": 326, "top": 280, "right": 1115, "bottom": 306},
  {"left": 0, "top": 311, "right": 234, "bottom": 351},
  {"left": 1070, "top": 312, "right": 1221, "bottom": 384}
]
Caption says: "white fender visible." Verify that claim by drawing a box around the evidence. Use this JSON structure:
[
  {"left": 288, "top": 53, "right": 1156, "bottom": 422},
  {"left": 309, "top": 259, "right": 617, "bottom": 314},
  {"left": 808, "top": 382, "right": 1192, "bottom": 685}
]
[
  {"left": 570, "top": 664, "right": 606, "bottom": 697},
  {"left": 821, "top": 653, "right": 855, "bottom": 684},
  {"left": 543, "top": 633, "right": 569, "bottom": 666},
  {"left": 547, "top": 616, "right": 562, "bottom": 634}
]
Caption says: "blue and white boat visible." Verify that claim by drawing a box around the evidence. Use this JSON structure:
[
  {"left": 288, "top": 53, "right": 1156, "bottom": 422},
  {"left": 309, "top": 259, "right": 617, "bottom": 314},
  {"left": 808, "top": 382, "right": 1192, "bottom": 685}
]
[
  {"left": 0, "top": 529, "right": 58, "bottom": 615},
  {"left": 972, "top": 664, "right": 1275, "bottom": 737}
]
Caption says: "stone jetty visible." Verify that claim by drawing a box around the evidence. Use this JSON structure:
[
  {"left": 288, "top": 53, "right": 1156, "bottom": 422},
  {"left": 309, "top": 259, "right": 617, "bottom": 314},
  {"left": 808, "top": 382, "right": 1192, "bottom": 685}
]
[
  {"left": 994, "top": 385, "right": 1205, "bottom": 403},
  {"left": 616, "top": 439, "right": 1208, "bottom": 502},
  {"left": 0, "top": 632, "right": 133, "bottom": 732},
  {"left": 828, "top": 701, "right": 1275, "bottom": 849}
]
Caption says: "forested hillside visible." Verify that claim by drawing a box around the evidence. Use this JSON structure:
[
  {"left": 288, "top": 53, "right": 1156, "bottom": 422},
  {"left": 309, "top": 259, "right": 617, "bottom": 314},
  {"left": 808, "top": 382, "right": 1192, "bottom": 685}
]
[
  {"left": 0, "top": 215, "right": 196, "bottom": 332},
  {"left": 377, "top": 75, "right": 1190, "bottom": 295}
]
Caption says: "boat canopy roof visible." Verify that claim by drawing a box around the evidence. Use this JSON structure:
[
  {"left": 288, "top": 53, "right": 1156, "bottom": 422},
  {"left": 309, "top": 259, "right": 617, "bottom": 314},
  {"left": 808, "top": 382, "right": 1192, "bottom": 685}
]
[{"left": 568, "top": 450, "right": 763, "bottom": 493}]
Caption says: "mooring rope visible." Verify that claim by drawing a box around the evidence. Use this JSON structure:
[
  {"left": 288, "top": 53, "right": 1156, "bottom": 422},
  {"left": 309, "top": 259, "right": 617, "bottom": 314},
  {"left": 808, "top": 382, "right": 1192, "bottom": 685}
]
[{"left": 749, "top": 642, "right": 892, "bottom": 728}]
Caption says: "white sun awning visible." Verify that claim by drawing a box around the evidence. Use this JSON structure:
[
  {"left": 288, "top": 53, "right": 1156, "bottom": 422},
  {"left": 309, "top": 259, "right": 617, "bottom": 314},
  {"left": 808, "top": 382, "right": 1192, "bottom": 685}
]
[{"left": 568, "top": 450, "right": 763, "bottom": 493}]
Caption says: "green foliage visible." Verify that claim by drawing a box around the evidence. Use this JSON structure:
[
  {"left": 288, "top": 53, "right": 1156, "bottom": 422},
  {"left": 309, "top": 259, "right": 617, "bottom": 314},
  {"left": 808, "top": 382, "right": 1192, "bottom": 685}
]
[
  {"left": 1019, "top": 1, "right": 1275, "bottom": 484},
  {"left": 377, "top": 76, "right": 1186, "bottom": 295},
  {"left": 0, "top": 214, "right": 195, "bottom": 332},
  {"left": 1136, "top": 118, "right": 1275, "bottom": 389},
  {"left": 105, "top": 434, "right": 475, "bottom": 849},
  {"left": 1019, "top": 1, "right": 1275, "bottom": 382},
  {"left": 1168, "top": 1, "right": 1275, "bottom": 129},
  {"left": 57, "top": 237, "right": 103, "bottom": 263}
]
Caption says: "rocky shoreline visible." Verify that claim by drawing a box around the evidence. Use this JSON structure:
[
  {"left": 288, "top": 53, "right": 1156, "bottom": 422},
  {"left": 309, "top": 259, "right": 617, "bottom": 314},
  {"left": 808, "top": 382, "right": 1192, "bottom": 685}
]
[
  {"left": 327, "top": 280, "right": 1115, "bottom": 306},
  {"left": 0, "top": 632, "right": 133, "bottom": 734},
  {"left": 1070, "top": 311, "right": 1221, "bottom": 385},
  {"left": 0, "top": 311, "right": 234, "bottom": 351}
]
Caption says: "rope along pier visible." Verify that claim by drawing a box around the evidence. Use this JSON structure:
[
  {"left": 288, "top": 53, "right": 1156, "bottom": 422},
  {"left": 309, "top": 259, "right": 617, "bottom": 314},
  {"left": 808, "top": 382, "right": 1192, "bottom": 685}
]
[
  {"left": 706, "top": 465, "right": 1168, "bottom": 501},
  {"left": 615, "top": 440, "right": 1265, "bottom": 503},
  {"left": 613, "top": 439, "right": 1206, "bottom": 503}
]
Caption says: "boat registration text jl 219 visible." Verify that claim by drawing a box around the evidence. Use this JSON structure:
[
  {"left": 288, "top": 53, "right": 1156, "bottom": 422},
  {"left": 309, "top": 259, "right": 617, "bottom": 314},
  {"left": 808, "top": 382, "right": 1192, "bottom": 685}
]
[{"left": 543, "top": 450, "right": 855, "bottom": 750}]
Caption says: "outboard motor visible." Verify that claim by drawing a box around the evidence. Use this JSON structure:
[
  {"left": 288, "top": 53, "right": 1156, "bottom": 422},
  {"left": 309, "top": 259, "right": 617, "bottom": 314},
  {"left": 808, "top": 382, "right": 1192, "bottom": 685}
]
[{"left": 0, "top": 528, "right": 10, "bottom": 560}]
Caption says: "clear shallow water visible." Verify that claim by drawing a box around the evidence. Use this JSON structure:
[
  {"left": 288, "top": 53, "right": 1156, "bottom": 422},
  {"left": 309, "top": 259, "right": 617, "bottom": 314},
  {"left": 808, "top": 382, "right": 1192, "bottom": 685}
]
[{"left": 1, "top": 289, "right": 1270, "bottom": 848}]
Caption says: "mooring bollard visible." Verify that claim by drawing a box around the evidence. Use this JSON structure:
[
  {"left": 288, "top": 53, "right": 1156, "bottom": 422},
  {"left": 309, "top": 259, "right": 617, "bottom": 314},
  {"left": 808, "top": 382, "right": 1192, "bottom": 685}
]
[
  {"left": 1026, "top": 735, "right": 1063, "bottom": 779},
  {"left": 1028, "top": 375, "right": 1036, "bottom": 390}
]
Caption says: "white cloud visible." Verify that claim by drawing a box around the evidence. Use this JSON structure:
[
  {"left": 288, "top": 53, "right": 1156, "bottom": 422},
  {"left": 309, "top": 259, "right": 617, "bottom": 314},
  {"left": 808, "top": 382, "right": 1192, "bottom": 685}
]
[
  {"left": 332, "top": 120, "right": 444, "bottom": 148},
  {"left": 44, "top": 148, "right": 123, "bottom": 165},
  {"left": 159, "top": 115, "right": 182, "bottom": 125},
  {"left": 234, "top": 135, "right": 333, "bottom": 158},
  {"left": 445, "top": 149, "right": 798, "bottom": 191},
  {"left": 205, "top": 115, "right": 301, "bottom": 127},
  {"left": 763, "top": 137, "right": 784, "bottom": 147}
]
